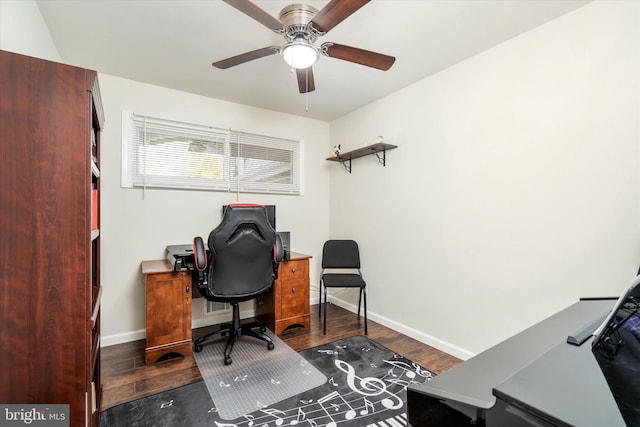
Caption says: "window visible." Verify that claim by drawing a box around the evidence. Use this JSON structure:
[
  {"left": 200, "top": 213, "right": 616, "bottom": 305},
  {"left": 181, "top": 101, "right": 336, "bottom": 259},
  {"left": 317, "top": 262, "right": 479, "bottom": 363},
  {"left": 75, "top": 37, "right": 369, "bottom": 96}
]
[{"left": 122, "top": 111, "right": 303, "bottom": 195}]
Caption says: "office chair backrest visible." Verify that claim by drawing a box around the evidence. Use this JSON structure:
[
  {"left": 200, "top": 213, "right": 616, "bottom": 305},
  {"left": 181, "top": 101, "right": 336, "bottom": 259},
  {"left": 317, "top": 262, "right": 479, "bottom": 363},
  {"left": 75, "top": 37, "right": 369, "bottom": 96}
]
[
  {"left": 204, "top": 204, "right": 277, "bottom": 301},
  {"left": 322, "top": 240, "right": 361, "bottom": 269}
]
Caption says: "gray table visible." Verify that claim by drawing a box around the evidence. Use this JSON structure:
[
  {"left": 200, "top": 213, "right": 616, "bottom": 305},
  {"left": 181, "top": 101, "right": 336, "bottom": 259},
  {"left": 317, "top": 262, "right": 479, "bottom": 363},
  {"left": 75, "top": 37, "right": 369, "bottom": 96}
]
[{"left": 407, "top": 299, "right": 616, "bottom": 424}]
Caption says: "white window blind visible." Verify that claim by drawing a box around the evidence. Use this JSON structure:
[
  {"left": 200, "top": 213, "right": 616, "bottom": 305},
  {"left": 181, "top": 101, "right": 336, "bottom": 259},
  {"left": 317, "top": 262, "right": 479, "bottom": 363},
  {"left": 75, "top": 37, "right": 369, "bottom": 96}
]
[
  {"left": 122, "top": 111, "right": 303, "bottom": 195},
  {"left": 230, "top": 130, "right": 302, "bottom": 194}
]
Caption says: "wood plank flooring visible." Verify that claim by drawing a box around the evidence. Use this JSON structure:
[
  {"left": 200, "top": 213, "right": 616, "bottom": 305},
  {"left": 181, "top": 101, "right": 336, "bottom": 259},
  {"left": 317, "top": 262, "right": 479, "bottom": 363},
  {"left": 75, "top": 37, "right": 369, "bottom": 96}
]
[{"left": 101, "top": 304, "right": 462, "bottom": 411}]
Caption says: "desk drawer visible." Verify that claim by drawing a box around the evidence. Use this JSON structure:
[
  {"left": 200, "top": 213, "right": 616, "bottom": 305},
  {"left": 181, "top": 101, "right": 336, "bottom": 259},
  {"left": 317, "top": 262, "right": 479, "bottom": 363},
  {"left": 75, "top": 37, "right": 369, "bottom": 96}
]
[
  {"left": 257, "top": 255, "right": 311, "bottom": 335},
  {"left": 278, "top": 259, "right": 308, "bottom": 282},
  {"left": 280, "top": 279, "right": 309, "bottom": 318}
]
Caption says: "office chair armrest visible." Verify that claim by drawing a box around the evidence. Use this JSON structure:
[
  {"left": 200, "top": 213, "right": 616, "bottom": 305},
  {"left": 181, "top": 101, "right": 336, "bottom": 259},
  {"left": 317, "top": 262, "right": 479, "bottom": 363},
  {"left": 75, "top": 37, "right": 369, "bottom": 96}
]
[
  {"left": 193, "top": 237, "right": 207, "bottom": 270},
  {"left": 274, "top": 233, "right": 284, "bottom": 263},
  {"left": 271, "top": 233, "right": 284, "bottom": 280},
  {"left": 193, "top": 236, "right": 208, "bottom": 288}
]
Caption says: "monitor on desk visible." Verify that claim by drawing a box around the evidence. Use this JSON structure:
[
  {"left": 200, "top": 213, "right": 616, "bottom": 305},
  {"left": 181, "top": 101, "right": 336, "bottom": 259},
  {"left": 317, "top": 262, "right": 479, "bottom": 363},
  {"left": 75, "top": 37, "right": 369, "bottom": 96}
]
[{"left": 592, "top": 274, "right": 640, "bottom": 426}]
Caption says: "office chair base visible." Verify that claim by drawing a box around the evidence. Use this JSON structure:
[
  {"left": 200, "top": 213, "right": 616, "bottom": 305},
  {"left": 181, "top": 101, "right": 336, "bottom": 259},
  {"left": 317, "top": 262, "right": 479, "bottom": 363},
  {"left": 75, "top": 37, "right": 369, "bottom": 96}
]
[{"left": 193, "top": 320, "right": 274, "bottom": 365}]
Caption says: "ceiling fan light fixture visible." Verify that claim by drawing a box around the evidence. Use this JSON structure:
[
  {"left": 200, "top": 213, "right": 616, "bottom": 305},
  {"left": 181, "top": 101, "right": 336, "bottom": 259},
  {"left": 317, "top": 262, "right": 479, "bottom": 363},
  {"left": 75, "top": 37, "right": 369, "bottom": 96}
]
[{"left": 281, "top": 39, "right": 319, "bottom": 69}]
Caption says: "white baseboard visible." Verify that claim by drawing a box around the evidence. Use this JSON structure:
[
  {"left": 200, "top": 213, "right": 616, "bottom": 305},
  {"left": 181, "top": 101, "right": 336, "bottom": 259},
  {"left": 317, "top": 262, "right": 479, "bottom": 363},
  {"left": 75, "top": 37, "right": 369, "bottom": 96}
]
[
  {"left": 101, "top": 308, "right": 255, "bottom": 348},
  {"left": 103, "top": 297, "right": 474, "bottom": 360},
  {"left": 326, "top": 296, "right": 475, "bottom": 361},
  {"left": 101, "top": 329, "right": 146, "bottom": 348}
]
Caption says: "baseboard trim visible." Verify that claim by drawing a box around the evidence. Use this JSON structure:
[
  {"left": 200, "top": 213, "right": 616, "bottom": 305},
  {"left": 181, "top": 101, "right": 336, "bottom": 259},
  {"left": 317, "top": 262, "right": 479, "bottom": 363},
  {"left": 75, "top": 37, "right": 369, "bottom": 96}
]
[
  {"left": 326, "top": 296, "right": 475, "bottom": 361},
  {"left": 101, "top": 308, "right": 256, "bottom": 348},
  {"left": 102, "top": 329, "right": 146, "bottom": 348},
  {"left": 103, "top": 298, "right": 474, "bottom": 360}
]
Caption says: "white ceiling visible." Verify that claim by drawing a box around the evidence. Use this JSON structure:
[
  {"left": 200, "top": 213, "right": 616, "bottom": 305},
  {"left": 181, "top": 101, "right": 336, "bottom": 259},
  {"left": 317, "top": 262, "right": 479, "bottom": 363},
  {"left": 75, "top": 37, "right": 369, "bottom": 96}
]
[{"left": 37, "top": 0, "right": 589, "bottom": 121}]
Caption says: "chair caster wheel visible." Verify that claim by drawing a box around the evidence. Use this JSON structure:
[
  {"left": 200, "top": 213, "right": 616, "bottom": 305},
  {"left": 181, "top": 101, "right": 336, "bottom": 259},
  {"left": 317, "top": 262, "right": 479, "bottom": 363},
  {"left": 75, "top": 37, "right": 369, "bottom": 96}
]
[
  {"left": 260, "top": 325, "right": 266, "bottom": 333},
  {"left": 224, "top": 356, "right": 232, "bottom": 365},
  {"left": 194, "top": 344, "right": 203, "bottom": 353},
  {"left": 267, "top": 342, "right": 274, "bottom": 351}
]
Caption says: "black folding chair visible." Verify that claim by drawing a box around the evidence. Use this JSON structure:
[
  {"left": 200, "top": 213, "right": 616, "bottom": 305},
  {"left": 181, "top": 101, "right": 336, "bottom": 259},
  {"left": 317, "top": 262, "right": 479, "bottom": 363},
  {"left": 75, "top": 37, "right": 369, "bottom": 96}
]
[{"left": 319, "top": 240, "right": 367, "bottom": 335}]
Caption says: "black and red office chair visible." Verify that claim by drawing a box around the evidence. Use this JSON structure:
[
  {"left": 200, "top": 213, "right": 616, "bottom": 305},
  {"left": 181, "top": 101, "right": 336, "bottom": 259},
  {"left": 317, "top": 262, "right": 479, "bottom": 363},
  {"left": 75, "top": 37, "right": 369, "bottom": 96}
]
[
  {"left": 192, "top": 203, "right": 283, "bottom": 365},
  {"left": 319, "top": 239, "right": 367, "bottom": 335}
]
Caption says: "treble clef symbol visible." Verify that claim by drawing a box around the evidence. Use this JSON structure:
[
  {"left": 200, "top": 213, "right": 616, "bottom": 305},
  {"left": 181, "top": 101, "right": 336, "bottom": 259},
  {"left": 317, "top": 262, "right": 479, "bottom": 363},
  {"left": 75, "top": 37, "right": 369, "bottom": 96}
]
[{"left": 334, "top": 360, "right": 403, "bottom": 409}]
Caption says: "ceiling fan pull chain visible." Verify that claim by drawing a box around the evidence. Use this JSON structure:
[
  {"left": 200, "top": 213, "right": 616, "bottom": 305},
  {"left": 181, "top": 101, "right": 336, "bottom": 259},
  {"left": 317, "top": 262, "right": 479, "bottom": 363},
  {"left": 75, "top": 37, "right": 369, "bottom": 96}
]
[{"left": 305, "top": 68, "right": 309, "bottom": 112}]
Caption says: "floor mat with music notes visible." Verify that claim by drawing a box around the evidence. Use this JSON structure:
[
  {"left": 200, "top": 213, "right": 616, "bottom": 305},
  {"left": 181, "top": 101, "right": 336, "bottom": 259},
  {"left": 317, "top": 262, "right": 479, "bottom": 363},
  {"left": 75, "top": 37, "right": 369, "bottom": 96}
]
[{"left": 100, "top": 335, "right": 435, "bottom": 426}]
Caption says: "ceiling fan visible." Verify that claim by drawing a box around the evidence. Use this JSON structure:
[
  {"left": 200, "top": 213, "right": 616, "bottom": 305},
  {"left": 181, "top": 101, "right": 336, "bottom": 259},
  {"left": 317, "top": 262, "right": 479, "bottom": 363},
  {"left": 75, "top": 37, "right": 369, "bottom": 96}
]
[{"left": 213, "top": 0, "right": 396, "bottom": 93}]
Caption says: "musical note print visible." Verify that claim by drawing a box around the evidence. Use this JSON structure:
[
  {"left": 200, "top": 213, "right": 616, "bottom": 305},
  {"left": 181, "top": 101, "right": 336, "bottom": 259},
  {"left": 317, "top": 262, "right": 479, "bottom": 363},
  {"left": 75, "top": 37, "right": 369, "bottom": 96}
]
[
  {"left": 289, "top": 408, "right": 306, "bottom": 425},
  {"left": 317, "top": 345, "right": 346, "bottom": 356},
  {"left": 317, "top": 390, "right": 356, "bottom": 427},
  {"left": 260, "top": 408, "right": 286, "bottom": 426},
  {"left": 243, "top": 414, "right": 255, "bottom": 426},
  {"left": 328, "top": 377, "right": 338, "bottom": 387},
  {"left": 360, "top": 398, "right": 375, "bottom": 416},
  {"left": 335, "top": 359, "right": 403, "bottom": 410},
  {"left": 384, "top": 359, "right": 433, "bottom": 383}
]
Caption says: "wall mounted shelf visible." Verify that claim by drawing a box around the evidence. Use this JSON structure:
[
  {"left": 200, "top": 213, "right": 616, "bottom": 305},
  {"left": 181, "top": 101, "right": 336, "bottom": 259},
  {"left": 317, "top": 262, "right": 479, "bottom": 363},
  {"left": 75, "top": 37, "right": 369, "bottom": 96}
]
[{"left": 326, "top": 142, "right": 397, "bottom": 173}]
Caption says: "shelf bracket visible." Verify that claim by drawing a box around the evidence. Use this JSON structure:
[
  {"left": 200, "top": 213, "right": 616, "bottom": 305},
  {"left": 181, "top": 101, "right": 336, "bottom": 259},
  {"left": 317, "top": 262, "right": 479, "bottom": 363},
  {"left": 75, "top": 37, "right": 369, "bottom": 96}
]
[
  {"left": 338, "top": 158, "right": 352, "bottom": 173},
  {"left": 372, "top": 147, "right": 387, "bottom": 166}
]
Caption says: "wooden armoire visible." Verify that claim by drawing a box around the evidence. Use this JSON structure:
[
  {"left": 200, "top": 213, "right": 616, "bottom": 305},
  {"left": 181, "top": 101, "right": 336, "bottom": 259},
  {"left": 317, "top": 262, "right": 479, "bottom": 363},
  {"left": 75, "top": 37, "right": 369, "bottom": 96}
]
[{"left": 0, "top": 50, "right": 104, "bottom": 426}]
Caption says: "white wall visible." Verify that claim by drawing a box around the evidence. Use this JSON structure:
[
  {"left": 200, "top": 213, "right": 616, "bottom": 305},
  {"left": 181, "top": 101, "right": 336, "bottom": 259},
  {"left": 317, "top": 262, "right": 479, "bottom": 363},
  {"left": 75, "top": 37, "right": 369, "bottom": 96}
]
[
  {"left": 98, "top": 75, "right": 331, "bottom": 344},
  {"left": 329, "top": 0, "right": 640, "bottom": 358},
  {"left": 6, "top": 0, "right": 640, "bottom": 359},
  {"left": 0, "top": 0, "right": 60, "bottom": 61}
]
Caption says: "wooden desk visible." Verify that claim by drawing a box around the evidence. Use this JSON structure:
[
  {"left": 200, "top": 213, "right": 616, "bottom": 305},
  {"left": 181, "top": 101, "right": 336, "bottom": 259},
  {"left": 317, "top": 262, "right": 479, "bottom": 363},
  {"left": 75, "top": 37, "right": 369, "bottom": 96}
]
[
  {"left": 141, "top": 260, "right": 192, "bottom": 365},
  {"left": 256, "top": 252, "right": 312, "bottom": 335},
  {"left": 141, "top": 252, "right": 311, "bottom": 365}
]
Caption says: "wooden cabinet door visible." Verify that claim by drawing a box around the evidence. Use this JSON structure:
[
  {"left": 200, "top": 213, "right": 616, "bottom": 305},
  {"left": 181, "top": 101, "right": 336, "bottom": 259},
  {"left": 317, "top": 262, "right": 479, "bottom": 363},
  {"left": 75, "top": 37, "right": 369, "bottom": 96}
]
[{"left": 145, "top": 271, "right": 191, "bottom": 348}]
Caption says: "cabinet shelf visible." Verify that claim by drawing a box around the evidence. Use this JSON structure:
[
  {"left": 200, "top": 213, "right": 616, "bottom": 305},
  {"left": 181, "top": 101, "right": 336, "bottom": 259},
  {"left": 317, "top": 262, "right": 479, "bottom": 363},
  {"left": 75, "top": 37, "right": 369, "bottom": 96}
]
[{"left": 326, "top": 142, "right": 397, "bottom": 173}]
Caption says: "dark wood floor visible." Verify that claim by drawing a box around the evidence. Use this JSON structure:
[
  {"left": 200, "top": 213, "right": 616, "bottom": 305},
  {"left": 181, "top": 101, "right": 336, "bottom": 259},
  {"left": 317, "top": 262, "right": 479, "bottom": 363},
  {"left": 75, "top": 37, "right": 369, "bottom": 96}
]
[{"left": 101, "top": 304, "right": 462, "bottom": 411}]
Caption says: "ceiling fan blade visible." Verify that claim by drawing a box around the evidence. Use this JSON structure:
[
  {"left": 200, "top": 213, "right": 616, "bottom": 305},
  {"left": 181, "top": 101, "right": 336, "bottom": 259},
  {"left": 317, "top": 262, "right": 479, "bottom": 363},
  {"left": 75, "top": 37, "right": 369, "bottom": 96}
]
[
  {"left": 310, "top": 0, "right": 370, "bottom": 34},
  {"left": 321, "top": 43, "right": 395, "bottom": 71},
  {"left": 212, "top": 46, "right": 279, "bottom": 69},
  {"left": 222, "top": 0, "right": 283, "bottom": 32},
  {"left": 296, "top": 67, "right": 316, "bottom": 93}
]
